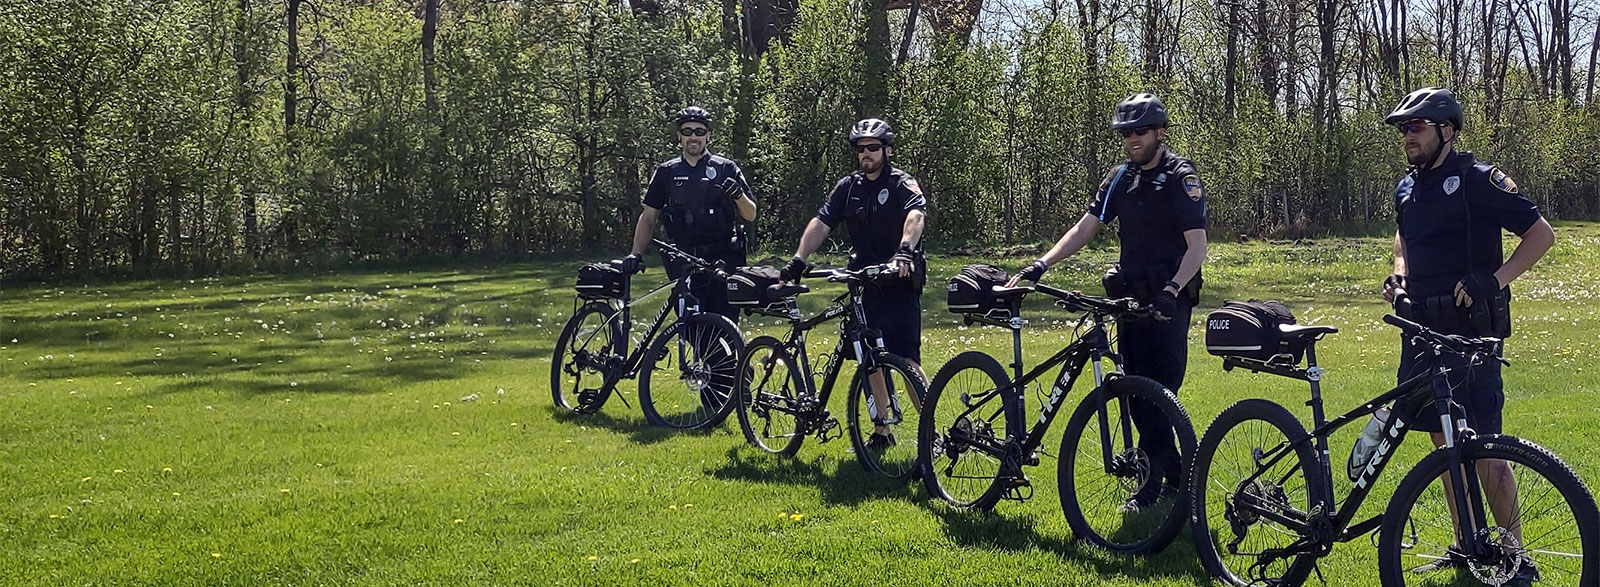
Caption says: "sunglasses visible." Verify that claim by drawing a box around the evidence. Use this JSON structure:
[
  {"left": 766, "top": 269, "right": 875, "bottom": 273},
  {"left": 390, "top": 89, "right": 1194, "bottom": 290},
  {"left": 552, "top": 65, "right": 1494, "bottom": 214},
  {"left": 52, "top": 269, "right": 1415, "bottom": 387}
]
[
  {"left": 678, "top": 127, "right": 709, "bottom": 137},
  {"left": 1396, "top": 120, "right": 1441, "bottom": 136},
  {"left": 853, "top": 143, "right": 884, "bottom": 153},
  {"left": 1118, "top": 127, "right": 1154, "bottom": 138}
]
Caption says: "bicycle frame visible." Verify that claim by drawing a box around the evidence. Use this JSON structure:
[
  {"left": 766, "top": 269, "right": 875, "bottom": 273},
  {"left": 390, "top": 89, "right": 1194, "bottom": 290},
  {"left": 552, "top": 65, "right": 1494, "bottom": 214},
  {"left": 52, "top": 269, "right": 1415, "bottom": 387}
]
[
  {"left": 575, "top": 266, "right": 711, "bottom": 389},
  {"left": 949, "top": 305, "right": 1132, "bottom": 470},
  {"left": 765, "top": 280, "right": 886, "bottom": 415},
  {"left": 1221, "top": 342, "right": 1495, "bottom": 559}
]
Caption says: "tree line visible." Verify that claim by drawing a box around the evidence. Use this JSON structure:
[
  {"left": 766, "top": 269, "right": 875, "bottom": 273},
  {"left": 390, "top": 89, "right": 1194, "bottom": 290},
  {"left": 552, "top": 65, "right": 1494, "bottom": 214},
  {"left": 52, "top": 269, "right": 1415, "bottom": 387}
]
[{"left": 1, "top": 0, "right": 1598, "bottom": 279}]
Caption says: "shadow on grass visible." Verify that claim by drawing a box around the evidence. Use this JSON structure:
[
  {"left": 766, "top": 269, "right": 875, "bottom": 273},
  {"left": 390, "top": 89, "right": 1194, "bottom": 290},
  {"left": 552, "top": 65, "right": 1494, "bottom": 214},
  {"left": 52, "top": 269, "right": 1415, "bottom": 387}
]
[
  {"left": 706, "top": 445, "right": 922, "bottom": 507},
  {"left": 929, "top": 505, "right": 1212, "bottom": 583},
  {"left": 546, "top": 405, "right": 722, "bottom": 446}
]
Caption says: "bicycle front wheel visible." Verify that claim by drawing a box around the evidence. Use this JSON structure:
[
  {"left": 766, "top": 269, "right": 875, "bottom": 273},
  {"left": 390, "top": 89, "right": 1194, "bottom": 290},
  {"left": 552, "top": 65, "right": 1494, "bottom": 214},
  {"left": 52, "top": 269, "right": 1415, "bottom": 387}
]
[
  {"left": 1378, "top": 434, "right": 1599, "bottom": 586},
  {"left": 1058, "top": 374, "right": 1196, "bottom": 556},
  {"left": 1190, "top": 398, "right": 1329, "bottom": 587},
  {"left": 847, "top": 351, "right": 927, "bottom": 480},
  {"left": 638, "top": 313, "right": 744, "bottom": 430}
]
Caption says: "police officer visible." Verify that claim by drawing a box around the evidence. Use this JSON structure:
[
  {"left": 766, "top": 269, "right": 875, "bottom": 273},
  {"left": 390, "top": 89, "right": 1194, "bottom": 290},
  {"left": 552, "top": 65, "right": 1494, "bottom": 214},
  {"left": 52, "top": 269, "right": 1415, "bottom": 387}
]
[
  {"left": 781, "top": 118, "right": 927, "bottom": 448},
  {"left": 1007, "top": 93, "right": 1206, "bottom": 511},
  {"left": 619, "top": 105, "right": 758, "bottom": 321},
  {"left": 1380, "top": 87, "right": 1554, "bottom": 583}
]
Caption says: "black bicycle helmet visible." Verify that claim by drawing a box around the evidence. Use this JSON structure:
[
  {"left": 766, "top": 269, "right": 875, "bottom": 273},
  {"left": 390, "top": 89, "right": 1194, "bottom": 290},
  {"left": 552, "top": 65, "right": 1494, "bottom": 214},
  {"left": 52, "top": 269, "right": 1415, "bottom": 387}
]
[
  {"left": 1385, "top": 87, "right": 1463, "bottom": 130},
  {"left": 848, "top": 118, "right": 895, "bottom": 146},
  {"left": 675, "top": 105, "right": 712, "bottom": 127},
  {"left": 1110, "top": 93, "right": 1169, "bottom": 130}
]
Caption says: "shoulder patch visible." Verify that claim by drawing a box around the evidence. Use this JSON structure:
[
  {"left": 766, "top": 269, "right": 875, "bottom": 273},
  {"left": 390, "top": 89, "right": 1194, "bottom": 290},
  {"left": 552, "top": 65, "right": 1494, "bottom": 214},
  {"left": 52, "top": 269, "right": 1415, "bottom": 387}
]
[
  {"left": 1489, "top": 167, "right": 1519, "bottom": 193},
  {"left": 1182, "top": 174, "right": 1203, "bottom": 201},
  {"left": 903, "top": 177, "right": 922, "bottom": 195}
]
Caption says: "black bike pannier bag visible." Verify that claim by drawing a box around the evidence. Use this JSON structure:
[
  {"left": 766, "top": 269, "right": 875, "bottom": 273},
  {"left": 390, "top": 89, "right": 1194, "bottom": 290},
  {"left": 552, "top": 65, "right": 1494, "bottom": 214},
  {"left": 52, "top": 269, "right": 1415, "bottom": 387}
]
[
  {"left": 575, "top": 262, "right": 627, "bottom": 300},
  {"left": 946, "top": 264, "right": 1009, "bottom": 314},
  {"left": 726, "top": 265, "right": 783, "bottom": 307},
  {"left": 1205, "top": 299, "right": 1302, "bottom": 362}
]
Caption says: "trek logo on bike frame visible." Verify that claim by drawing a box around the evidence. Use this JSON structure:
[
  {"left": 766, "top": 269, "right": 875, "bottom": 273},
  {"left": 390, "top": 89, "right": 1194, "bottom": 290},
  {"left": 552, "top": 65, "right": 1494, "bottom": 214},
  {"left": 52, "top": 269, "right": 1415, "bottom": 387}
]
[
  {"left": 1037, "top": 377, "right": 1075, "bottom": 426},
  {"left": 1354, "top": 415, "right": 1407, "bottom": 490}
]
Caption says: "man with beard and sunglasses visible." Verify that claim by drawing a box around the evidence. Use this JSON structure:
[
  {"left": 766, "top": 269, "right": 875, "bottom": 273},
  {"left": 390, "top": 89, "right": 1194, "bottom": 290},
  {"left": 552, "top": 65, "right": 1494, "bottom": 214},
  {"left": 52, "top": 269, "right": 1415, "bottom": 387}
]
[
  {"left": 617, "top": 105, "right": 758, "bottom": 321},
  {"left": 781, "top": 118, "right": 928, "bottom": 449},
  {"left": 1380, "top": 87, "right": 1554, "bottom": 584},
  {"left": 1006, "top": 93, "right": 1206, "bottom": 512}
]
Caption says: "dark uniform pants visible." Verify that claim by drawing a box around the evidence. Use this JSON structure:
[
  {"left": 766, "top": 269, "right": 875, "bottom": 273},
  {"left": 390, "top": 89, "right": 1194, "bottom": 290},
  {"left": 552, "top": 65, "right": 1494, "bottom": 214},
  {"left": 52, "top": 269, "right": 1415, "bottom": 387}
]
[
  {"left": 1117, "top": 299, "right": 1193, "bottom": 491},
  {"left": 1397, "top": 335, "right": 1504, "bottom": 435},
  {"left": 861, "top": 281, "right": 922, "bottom": 364}
]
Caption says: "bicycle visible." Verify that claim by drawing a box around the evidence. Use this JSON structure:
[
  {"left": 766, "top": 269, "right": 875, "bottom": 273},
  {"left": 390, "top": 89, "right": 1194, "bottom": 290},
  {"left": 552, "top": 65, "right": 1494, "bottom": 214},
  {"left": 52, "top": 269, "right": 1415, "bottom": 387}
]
[
  {"left": 551, "top": 239, "right": 745, "bottom": 430},
  {"left": 918, "top": 282, "right": 1197, "bottom": 555},
  {"left": 733, "top": 263, "right": 928, "bottom": 479},
  {"left": 1190, "top": 312, "right": 1598, "bottom": 586}
]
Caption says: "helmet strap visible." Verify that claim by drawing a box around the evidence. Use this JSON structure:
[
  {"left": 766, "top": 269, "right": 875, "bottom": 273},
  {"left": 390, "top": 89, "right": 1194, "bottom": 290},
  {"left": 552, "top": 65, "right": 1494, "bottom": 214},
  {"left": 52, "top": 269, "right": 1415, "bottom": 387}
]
[{"left": 1425, "top": 125, "right": 1453, "bottom": 170}]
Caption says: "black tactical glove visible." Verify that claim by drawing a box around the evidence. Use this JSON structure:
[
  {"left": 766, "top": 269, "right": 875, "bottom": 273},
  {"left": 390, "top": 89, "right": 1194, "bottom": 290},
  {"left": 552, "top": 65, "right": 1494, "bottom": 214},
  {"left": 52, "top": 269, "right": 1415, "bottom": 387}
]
[
  {"left": 780, "top": 256, "right": 808, "bottom": 282},
  {"left": 1016, "top": 259, "right": 1049, "bottom": 283},
  {"left": 891, "top": 246, "right": 915, "bottom": 276},
  {"left": 1152, "top": 290, "right": 1179, "bottom": 321},
  {"left": 715, "top": 176, "right": 746, "bottom": 201},
  {"left": 1383, "top": 273, "right": 1407, "bottom": 292},
  {"left": 1457, "top": 272, "right": 1500, "bottom": 307},
  {"left": 615, "top": 254, "right": 644, "bottom": 275}
]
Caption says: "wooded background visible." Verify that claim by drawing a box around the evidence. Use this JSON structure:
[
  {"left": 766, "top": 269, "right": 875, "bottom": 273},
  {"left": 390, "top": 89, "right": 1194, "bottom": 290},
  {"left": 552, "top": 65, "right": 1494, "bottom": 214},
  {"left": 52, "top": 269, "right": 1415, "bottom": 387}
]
[{"left": 2, "top": 0, "right": 1597, "bottom": 279}]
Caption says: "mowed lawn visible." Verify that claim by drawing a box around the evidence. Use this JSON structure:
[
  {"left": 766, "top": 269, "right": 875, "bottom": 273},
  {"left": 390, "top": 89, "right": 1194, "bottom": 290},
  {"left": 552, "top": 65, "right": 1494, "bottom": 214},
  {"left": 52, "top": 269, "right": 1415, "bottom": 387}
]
[{"left": 4, "top": 224, "right": 1600, "bottom": 586}]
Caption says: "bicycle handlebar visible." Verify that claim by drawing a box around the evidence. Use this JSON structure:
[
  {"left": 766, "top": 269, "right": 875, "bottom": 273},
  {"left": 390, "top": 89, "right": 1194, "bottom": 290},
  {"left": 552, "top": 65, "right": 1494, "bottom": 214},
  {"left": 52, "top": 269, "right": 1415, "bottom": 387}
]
[
  {"left": 1382, "top": 313, "right": 1506, "bottom": 364},
  {"left": 649, "top": 239, "right": 729, "bottom": 277}
]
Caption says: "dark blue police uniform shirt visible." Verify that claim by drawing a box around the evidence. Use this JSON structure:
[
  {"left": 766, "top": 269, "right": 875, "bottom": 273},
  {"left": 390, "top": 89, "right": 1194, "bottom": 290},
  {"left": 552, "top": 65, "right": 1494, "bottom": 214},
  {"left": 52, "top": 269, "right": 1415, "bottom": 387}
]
[
  {"left": 642, "top": 152, "right": 750, "bottom": 246},
  {"left": 1393, "top": 151, "right": 1540, "bottom": 298},
  {"left": 1087, "top": 149, "right": 1207, "bottom": 269},
  {"left": 816, "top": 167, "right": 928, "bottom": 267}
]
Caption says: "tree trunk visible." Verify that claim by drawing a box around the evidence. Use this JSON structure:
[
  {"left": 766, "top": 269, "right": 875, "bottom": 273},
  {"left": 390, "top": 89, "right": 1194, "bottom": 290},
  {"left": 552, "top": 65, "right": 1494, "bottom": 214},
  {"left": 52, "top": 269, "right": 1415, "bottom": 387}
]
[
  {"left": 861, "top": 0, "right": 892, "bottom": 116},
  {"left": 422, "top": 0, "right": 439, "bottom": 114},
  {"left": 1586, "top": 14, "right": 1600, "bottom": 102},
  {"left": 1223, "top": 2, "right": 1238, "bottom": 117},
  {"left": 236, "top": 0, "right": 258, "bottom": 258},
  {"left": 896, "top": 0, "right": 920, "bottom": 67}
]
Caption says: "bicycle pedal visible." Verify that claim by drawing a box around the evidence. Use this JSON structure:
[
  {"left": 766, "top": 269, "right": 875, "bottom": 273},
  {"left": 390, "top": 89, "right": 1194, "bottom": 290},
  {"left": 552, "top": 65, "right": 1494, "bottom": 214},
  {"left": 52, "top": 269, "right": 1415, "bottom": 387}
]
[
  {"left": 814, "top": 417, "right": 841, "bottom": 443},
  {"left": 1000, "top": 476, "right": 1033, "bottom": 502}
]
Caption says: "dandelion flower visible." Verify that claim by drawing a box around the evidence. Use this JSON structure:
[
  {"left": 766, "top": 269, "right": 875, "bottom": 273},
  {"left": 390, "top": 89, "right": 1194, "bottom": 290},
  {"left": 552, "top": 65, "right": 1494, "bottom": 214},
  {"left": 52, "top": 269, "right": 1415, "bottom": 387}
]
[
  {"left": 212, "top": 553, "right": 221, "bottom": 558},
  {"left": 669, "top": 505, "right": 677, "bottom": 511},
  {"left": 454, "top": 519, "right": 464, "bottom": 524},
  {"left": 280, "top": 488, "right": 290, "bottom": 493},
  {"left": 631, "top": 558, "right": 640, "bottom": 564},
  {"left": 113, "top": 469, "right": 124, "bottom": 474},
  {"left": 587, "top": 555, "right": 598, "bottom": 562},
  {"left": 162, "top": 467, "right": 172, "bottom": 473},
  {"left": 173, "top": 492, "right": 181, "bottom": 496},
  {"left": 81, "top": 477, "right": 92, "bottom": 482},
  {"left": 790, "top": 514, "right": 804, "bottom": 521}
]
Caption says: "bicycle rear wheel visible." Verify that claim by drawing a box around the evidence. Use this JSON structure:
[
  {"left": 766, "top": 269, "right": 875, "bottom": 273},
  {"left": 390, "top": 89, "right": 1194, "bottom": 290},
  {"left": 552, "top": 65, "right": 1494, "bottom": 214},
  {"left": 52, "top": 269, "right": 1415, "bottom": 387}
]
[
  {"left": 1190, "top": 399, "right": 1329, "bottom": 586},
  {"left": 551, "top": 301, "right": 622, "bottom": 414},
  {"left": 918, "top": 351, "right": 1014, "bottom": 509},
  {"left": 735, "top": 336, "right": 807, "bottom": 456}
]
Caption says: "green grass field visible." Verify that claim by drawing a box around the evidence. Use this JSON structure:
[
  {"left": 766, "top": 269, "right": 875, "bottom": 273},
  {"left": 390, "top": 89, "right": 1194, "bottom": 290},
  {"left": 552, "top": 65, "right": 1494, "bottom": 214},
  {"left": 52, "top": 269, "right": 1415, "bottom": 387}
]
[{"left": 4, "top": 225, "right": 1600, "bottom": 586}]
